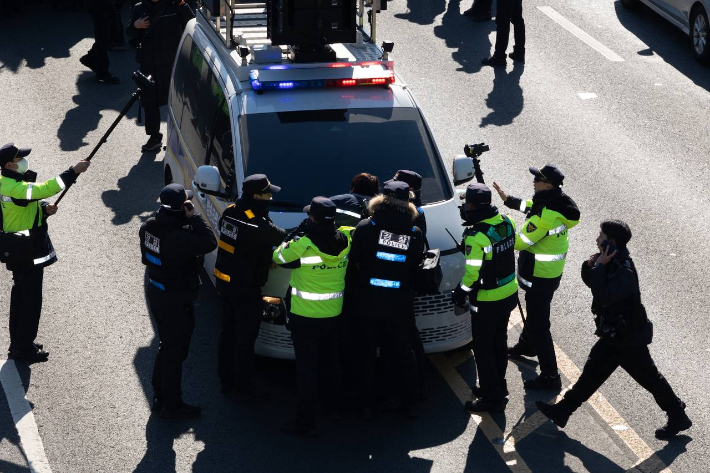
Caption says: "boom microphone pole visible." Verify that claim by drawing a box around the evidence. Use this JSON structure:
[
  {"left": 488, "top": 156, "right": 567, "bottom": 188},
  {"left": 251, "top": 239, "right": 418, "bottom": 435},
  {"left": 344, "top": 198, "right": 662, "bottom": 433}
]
[{"left": 54, "top": 71, "right": 155, "bottom": 206}]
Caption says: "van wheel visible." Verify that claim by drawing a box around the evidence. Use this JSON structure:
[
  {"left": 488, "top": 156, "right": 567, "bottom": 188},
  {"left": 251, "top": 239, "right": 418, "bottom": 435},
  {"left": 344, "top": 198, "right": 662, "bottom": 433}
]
[
  {"left": 164, "top": 166, "right": 173, "bottom": 186},
  {"left": 620, "top": 0, "right": 640, "bottom": 9},
  {"left": 691, "top": 6, "right": 710, "bottom": 63}
]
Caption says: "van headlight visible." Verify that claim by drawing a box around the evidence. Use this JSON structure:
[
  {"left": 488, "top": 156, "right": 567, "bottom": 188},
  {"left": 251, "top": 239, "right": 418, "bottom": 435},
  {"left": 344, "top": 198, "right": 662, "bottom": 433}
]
[{"left": 262, "top": 296, "right": 286, "bottom": 325}]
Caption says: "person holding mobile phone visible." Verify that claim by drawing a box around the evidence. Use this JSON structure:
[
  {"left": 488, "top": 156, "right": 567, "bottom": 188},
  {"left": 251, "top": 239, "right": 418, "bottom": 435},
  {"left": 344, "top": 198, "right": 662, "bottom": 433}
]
[
  {"left": 537, "top": 220, "right": 692, "bottom": 440},
  {"left": 139, "top": 183, "right": 217, "bottom": 420}
]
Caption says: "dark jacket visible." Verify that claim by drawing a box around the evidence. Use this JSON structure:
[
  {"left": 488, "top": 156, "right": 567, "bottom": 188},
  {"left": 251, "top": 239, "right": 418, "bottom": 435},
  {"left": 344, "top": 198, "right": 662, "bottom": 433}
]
[
  {"left": 350, "top": 195, "right": 424, "bottom": 319},
  {"left": 581, "top": 250, "right": 653, "bottom": 347},
  {"left": 507, "top": 187, "right": 580, "bottom": 222},
  {"left": 126, "top": 0, "right": 194, "bottom": 105},
  {"left": 329, "top": 192, "right": 371, "bottom": 227},
  {"left": 140, "top": 209, "right": 217, "bottom": 304},
  {"left": 214, "top": 198, "right": 287, "bottom": 296}
]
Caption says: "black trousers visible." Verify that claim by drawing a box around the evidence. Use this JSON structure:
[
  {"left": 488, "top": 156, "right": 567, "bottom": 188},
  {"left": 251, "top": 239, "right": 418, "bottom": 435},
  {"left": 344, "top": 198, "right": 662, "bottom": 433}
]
[
  {"left": 9, "top": 266, "right": 44, "bottom": 352},
  {"left": 290, "top": 314, "right": 341, "bottom": 426},
  {"left": 86, "top": 8, "right": 111, "bottom": 75},
  {"left": 560, "top": 340, "right": 682, "bottom": 414},
  {"left": 362, "top": 316, "right": 418, "bottom": 409},
  {"left": 471, "top": 295, "right": 516, "bottom": 402},
  {"left": 494, "top": 0, "right": 525, "bottom": 56},
  {"left": 149, "top": 300, "right": 195, "bottom": 411},
  {"left": 218, "top": 294, "right": 263, "bottom": 391},
  {"left": 516, "top": 287, "right": 558, "bottom": 376}
]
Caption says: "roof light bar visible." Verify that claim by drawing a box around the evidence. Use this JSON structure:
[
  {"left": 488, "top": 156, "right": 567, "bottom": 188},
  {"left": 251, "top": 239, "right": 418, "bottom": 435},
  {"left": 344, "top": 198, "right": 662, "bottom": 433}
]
[{"left": 250, "top": 70, "right": 395, "bottom": 92}]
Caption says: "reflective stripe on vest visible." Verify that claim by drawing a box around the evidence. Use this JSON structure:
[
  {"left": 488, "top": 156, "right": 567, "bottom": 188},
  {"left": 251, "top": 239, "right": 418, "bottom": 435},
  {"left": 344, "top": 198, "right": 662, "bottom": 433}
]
[
  {"left": 548, "top": 224, "right": 566, "bottom": 235},
  {"left": 218, "top": 240, "right": 235, "bottom": 254},
  {"left": 376, "top": 251, "right": 406, "bottom": 262},
  {"left": 534, "top": 252, "right": 567, "bottom": 262},
  {"left": 291, "top": 287, "right": 344, "bottom": 300},
  {"left": 470, "top": 304, "right": 478, "bottom": 313},
  {"left": 145, "top": 253, "right": 162, "bottom": 266},
  {"left": 34, "top": 251, "right": 55, "bottom": 266},
  {"left": 518, "top": 275, "right": 533, "bottom": 288},
  {"left": 369, "top": 278, "right": 401, "bottom": 289},
  {"left": 300, "top": 256, "right": 323, "bottom": 265},
  {"left": 460, "top": 283, "right": 473, "bottom": 292},
  {"left": 214, "top": 268, "right": 231, "bottom": 282},
  {"left": 150, "top": 279, "right": 166, "bottom": 291},
  {"left": 519, "top": 233, "right": 535, "bottom": 246},
  {"left": 519, "top": 201, "right": 527, "bottom": 212},
  {"left": 466, "top": 259, "right": 483, "bottom": 267},
  {"left": 276, "top": 250, "right": 287, "bottom": 263},
  {"left": 336, "top": 208, "right": 361, "bottom": 219},
  {"left": 482, "top": 245, "right": 492, "bottom": 253},
  {"left": 56, "top": 175, "right": 66, "bottom": 190},
  {"left": 26, "top": 185, "right": 33, "bottom": 200}
]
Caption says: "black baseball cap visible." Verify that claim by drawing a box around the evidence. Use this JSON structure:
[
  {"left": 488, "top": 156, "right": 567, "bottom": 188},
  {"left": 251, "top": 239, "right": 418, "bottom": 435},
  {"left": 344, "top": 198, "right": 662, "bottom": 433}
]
[
  {"left": 160, "top": 183, "right": 194, "bottom": 210},
  {"left": 303, "top": 196, "right": 337, "bottom": 222},
  {"left": 0, "top": 143, "right": 31, "bottom": 166},
  {"left": 393, "top": 170, "right": 422, "bottom": 191},
  {"left": 529, "top": 164, "right": 564, "bottom": 187},
  {"left": 382, "top": 180, "right": 411, "bottom": 201},
  {"left": 242, "top": 174, "right": 281, "bottom": 196},
  {"left": 465, "top": 183, "right": 492, "bottom": 205}
]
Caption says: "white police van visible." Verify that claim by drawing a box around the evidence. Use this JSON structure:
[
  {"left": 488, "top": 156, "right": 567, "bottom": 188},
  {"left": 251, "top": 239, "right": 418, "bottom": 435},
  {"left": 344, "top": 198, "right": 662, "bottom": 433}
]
[{"left": 164, "top": 1, "right": 476, "bottom": 359}]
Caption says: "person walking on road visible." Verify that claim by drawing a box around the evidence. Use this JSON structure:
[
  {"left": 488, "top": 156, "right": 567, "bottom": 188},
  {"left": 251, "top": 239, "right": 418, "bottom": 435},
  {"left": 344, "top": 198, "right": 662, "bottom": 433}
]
[
  {"left": 1, "top": 143, "right": 90, "bottom": 362},
  {"left": 126, "top": 0, "right": 194, "bottom": 152},
  {"left": 493, "top": 164, "right": 580, "bottom": 391},
  {"left": 273, "top": 197, "right": 353, "bottom": 437},
  {"left": 213, "top": 174, "right": 286, "bottom": 401},
  {"left": 537, "top": 220, "right": 692, "bottom": 440},
  {"left": 453, "top": 183, "right": 518, "bottom": 412},
  {"left": 139, "top": 183, "right": 217, "bottom": 419},
  {"left": 481, "top": 0, "right": 526, "bottom": 66},
  {"left": 80, "top": 0, "right": 121, "bottom": 83}
]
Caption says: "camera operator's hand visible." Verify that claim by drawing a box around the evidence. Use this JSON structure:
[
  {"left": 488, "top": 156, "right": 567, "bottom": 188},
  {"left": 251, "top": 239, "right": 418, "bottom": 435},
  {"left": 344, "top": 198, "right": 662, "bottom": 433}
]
[
  {"left": 73, "top": 160, "right": 90, "bottom": 174},
  {"left": 134, "top": 16, "right": 150, "bottom": 29},
  {"left": 492, "top": 182, "right": 507, "bottom": 202},
  {"left": 45, "top": 204, "right": 58, "bottom": 216},
  {"left": 183, "top": 200, "right": 195, "bottom": 219},
  {"left": 596, "top": 247, "right": 617, "bottom": 266},
  {"left": 587, "top": 253, "right": 600, "bottom": 267}
]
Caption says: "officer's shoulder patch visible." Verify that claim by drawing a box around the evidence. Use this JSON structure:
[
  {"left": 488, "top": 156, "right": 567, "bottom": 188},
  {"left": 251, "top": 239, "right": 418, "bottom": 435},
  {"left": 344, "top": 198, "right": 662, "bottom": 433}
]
[
  {"left": 526, "top": 222, "right": 537, "bottom": 233},
  {"left": 244, "top": 209, "right": 255, "bottom": 219},
  {"left": 465, "top": 245, "right": 472, "bottom": 255}
]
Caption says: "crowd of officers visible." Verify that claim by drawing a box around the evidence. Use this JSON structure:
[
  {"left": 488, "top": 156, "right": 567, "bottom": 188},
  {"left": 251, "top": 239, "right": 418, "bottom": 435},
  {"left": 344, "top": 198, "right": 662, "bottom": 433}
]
[{"left": 0, "top": 139, "right": 693, "bottom": 439}]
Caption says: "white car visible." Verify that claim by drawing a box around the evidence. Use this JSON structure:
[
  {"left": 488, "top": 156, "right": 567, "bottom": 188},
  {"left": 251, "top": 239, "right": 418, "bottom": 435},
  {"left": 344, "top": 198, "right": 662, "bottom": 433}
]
[
  {"left": 622, "top": 0, "right": 709, "bottom": 63},
  {"left": 163, "top": 3, "right": 474, "bottom": 359}
]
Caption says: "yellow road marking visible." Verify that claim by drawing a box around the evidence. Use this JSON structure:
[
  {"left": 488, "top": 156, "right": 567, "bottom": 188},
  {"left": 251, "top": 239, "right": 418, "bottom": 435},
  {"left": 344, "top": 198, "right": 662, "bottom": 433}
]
[
  {"left": 433, "top": 307, "right": 672, "bottom": 472},
  {"left": 430, "top": 354, "right": 531, "bottom": 472}
]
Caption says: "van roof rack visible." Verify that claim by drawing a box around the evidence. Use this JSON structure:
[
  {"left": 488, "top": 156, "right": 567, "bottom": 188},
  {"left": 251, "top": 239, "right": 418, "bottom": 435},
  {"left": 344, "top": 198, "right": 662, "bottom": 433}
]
[{"left": 199, "top": 1, "right": 390, "bottom": 82}]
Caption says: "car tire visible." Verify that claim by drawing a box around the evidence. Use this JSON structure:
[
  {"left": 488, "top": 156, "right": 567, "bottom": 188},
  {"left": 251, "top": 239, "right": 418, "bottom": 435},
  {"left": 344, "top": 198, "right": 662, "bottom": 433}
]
[
  {"left": 690, "top": 6, "right": 710, "bottom": 63},
  {"left": 620, "top": 0, "right": 640, "bottom": 9}
]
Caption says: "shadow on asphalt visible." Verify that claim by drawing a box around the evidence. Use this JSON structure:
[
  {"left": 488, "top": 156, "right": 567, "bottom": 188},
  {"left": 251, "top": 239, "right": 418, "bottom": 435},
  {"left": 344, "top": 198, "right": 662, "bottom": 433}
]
[
  {"left": 132, "top": 270, "right": 470, "bottom": 472},
  {"left": 480, "top": 62, "right": 524, "bottom": 128},
  {"left": 0, "top": 363, "right": 31, "bottom": 473},
  {"left": 394, "top": 0, "right": 446, "bottom": 26},
  {"left": 101, "top": 151, "right": 164, "bottom": 225},
  {"left": 614, "top": 1, "right": 710, "bottom": 92}
]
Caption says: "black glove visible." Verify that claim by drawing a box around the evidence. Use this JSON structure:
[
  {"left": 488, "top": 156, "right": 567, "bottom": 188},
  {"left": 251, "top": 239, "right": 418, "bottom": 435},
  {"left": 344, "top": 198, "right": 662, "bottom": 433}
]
[{"left": 452, "top": 284, "right": 469, "bottom": 307}]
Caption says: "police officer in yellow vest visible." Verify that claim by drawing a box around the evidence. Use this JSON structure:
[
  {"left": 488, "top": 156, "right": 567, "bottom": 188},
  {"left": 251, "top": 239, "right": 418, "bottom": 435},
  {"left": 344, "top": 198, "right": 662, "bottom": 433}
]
[
  {"left": 214, "top": 174, "right": 286, "bottom": 400},
  {"left": 0, "top": 143, "right": 90, "bottom": 362},
  {"left": 492, "top": 164, "right": 580, "bottom": 390},
  {"left": 273, "top": 197, "right": 353, "bottom": 437},
  {"left": 453, "top": 183, "right": 518, "bottom": 412}
]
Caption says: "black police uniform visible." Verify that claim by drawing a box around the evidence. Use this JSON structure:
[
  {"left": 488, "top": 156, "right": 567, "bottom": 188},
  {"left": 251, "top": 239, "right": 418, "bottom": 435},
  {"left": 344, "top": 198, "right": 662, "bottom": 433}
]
[
  {"left": 214, "top": 179, "right": 286, "bottom": 396},
  {"left": 350, "top": 183, "right": 424, "bottom": 413},
  {"left": 538, "top": 251, "right": 690, "bottom": 438},
  {"left": 126, "top": 0, "right": 194, "bottom": 138},
  {"left": 493, "top": 0, "right": 525, "bottom": 59},
  {"left": 139, "top": 193, "right": 216, "bottom": 414},
  {"left": 82, "top": 0, "right": 116, "bottom": 79}
]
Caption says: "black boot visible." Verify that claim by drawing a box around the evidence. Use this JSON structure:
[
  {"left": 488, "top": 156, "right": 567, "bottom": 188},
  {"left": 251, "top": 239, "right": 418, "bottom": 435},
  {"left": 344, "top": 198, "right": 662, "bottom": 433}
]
[
  {"left": 481, "top": 54, "right": 506, "bottom": 67},
  {"left": 508, "top": 48, "right": 525, "bottom": 63},
  {"left": 536, "top": 400, "right": 571, "bottom": 428},
  {"left": 655, "top": 403, "right": 692, "bottom": 440}
]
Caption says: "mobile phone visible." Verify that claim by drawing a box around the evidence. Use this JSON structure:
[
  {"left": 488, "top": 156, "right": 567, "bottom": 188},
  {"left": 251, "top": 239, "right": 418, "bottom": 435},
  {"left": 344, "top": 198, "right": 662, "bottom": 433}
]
[{"left": 600, "top": 239, "right": 616, "bottom": 255}]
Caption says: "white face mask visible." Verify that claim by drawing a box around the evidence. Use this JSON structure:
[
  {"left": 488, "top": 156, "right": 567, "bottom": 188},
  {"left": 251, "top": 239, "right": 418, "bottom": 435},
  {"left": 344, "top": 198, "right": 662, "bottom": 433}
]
[{"left": 15, "top": 158, "right": 29, "bottom": 174}]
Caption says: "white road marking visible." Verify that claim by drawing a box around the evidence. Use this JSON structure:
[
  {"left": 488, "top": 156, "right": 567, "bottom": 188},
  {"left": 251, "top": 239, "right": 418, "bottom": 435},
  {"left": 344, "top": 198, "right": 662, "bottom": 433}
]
[
  {"left": 538, "top": 6, "right": 625, "bottom": 62},
  {"left": 578, "top": 92, "right": 598, "bottom": 100},
  {"left": 0, "top": 360, "right": 52, "bottom": 473}
]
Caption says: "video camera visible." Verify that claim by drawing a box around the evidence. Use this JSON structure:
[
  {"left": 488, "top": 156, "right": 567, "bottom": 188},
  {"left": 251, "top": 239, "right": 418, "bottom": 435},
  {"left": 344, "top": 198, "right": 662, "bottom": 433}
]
[
  {"left": 463, "top": 143, "right": 490, "bottom": 159},
  {"left": 131, "top": 71, "right": 155, "bottom": 93}
]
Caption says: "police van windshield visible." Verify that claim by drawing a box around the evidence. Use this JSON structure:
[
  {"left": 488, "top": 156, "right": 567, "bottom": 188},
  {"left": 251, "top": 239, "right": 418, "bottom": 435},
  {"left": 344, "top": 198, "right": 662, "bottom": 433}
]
[{"left": 239, "top": 108, "right": 452, "bottom": 207}]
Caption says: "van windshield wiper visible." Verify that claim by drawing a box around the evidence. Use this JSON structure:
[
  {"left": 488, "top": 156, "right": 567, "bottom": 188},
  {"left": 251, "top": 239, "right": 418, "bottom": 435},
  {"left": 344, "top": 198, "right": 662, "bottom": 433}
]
[{"left": 270, "top": 200, "right": 306, "bottom": 210}]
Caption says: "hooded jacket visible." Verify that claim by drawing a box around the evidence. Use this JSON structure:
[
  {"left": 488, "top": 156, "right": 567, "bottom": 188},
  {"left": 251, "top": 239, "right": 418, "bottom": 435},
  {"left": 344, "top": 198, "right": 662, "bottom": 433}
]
[{"left": 350, "top": 195, "right": 424, "bottom": 318}]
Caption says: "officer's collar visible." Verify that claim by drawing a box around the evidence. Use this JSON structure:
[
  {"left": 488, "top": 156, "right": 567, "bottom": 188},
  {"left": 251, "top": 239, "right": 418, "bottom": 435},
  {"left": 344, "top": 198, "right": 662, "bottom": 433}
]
[{"left": 1, "top": 168, "right": 24, "bottom": 181}]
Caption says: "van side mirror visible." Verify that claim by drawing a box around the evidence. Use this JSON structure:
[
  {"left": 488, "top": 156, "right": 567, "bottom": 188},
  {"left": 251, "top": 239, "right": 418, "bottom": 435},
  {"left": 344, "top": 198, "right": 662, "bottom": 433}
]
[
  {"left": 452, "top": 155, "right": 475, "bottom": 186},
  {"left": 194, "top": 165, "right": 230, "bottom": 200}
]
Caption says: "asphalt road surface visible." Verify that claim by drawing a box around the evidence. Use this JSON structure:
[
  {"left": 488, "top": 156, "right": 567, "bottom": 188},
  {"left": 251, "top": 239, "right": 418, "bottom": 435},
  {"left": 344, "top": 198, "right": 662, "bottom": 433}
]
[{"left": 1, "top": 1, "right": 708, "bottom": 471}]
